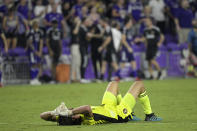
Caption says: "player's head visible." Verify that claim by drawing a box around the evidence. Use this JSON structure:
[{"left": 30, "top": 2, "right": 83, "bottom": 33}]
[
  {"left": 181, "top": 0, "right": 189, "bottom": 9},
  {"left": 99, "top": 17, "right": 109, "bottom": 28},
  {"left": 51, "top": 19, "right": 58, "bottom": 28},
  {"left": 144, "top": 17, "right": 153, "bottom": 27},
  {"left": 32, "top": 20, "right": 39, "bottom": 29},
  {"left": 51, "top": 3, "right": 57, "bottom": 13},
  {"left": 82, "top": 17, "right": 93, "bottom": 27},
  {"left": 192, "top": 19, "right": 197, "bottom": 28},
  {"left": 8, "top": 6, "right": 15, "bottom": 16},
  {"left": 124, "top": 16, "right": 133, "bottom": 28},
  {"left": 58, "top": 115, "right": 82, "bottom": 126},
  {"left": 111, "top": 21, "right": 121, "bottom": 30}
]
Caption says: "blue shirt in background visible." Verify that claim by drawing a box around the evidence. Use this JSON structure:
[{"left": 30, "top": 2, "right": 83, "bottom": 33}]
[
  {"left": 45, "top": 12, "right": 64, "bottom": 30},
  {"left": 127, "top": 1, "right": 143, "bottom": 22},
  {"left": 17, "top": 4, "right": 29, "bottom": 19},
  {"left": 188, "top": 29, "right": 197, "bottom": 56},
  {"left": 175, "top": 7, "right": 193, "bottom": 28}
]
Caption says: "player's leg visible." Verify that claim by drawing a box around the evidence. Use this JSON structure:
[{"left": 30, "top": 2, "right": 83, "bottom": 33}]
[
  {"left": 126, "top": 81, "right": 162, "bottom": 121},
  {"left": 130, "top": 60, "right": 137, "bottom": 78},
  {"left": 101, "top": 81, "right": 119, "bottom": 106},
  {"left": 100, "top": 60, "right": 107, "bottom": 80},
  {"left": 151, "top": 59, "right": 162, "bottom": 79},
  {"left": 111, "top": 53, "right": 121, "bottom": 79},
  {"left": 38, "top": 63, "right": 43, "bottom": 78},
  {"left": 148, "top": 60, "right": 154, "bottom": 79},
  {"left": 12, "top": 37, "right": 17, "bottom": 49},
  {"left": 104, "top": 81, "right": 119, "bottom": 97},
  {"left": 6, "top": 38, "right": 11, "bottom": 49}
]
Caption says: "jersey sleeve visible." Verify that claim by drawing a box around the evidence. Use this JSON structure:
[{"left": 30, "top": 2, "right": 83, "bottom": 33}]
[
  {"left": 46, "top": 28, "right": 51, "bottom": 38},
  {"left": 154, "top": 27, "right": 161, "bottom": 37}
]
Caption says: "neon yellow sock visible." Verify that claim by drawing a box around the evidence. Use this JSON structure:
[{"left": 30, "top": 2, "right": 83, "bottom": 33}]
[
  {"left": 139, "top": 91, "right": 152, "bottom": 114},
  {"left": 117, "top": 94, "right": 122, "bottom": 105}
]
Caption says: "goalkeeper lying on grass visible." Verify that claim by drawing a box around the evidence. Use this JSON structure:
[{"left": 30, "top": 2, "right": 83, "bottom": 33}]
[{"left": 40, "top": 81, "right": 162, "bottom": 125}]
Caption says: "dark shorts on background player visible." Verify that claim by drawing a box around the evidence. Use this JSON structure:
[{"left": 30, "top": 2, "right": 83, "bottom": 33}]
[
  {"left": 146, "top": 47, "right": 158, "bottom": 61},
  {"left": 121, "top": 49, "right": 135, "bottom": 63},
  {"left": 102, "top": 50, "right": 119, "bottom": 63},
  {"left": 5, "top": 31, "right": 17, "bottom": 38},
  {"left": 50, "top": 44, "right": 61, "bottom": 64}
]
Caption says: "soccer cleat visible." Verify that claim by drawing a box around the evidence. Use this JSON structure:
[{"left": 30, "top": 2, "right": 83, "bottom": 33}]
[
  {"left": 145, "top": 113, "right": 162, "bottom": 121},
  {"left": 129, "top": 113, "right": 141, "bottom": 121}
]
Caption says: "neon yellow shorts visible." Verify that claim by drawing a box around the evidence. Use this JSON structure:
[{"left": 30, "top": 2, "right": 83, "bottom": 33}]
[{"left": 101, "top": 91, "right": 136, "bottom": 119}]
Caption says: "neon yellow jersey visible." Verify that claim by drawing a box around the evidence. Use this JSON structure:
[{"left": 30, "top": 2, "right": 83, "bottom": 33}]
[{"left": 81, "top": 105, "right": 131, "bottom": 125}]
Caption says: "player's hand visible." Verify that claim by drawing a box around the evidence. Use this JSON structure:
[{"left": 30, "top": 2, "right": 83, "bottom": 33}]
[
  {"left": 4, "top": 47, "right": 8, "bottom": 53},
  {"left": 87, "top": 33, "right": 93, "bottom": 38},
  {"left": 157, "top": 42, "right": 162, "bottom": 47},
  {"left": 128, "top": 47, "right": 133, "bottom": 53},
  {"left": 49, "top": 50, "right": 54, "bottom": 57},
  {"left": 176, "top": 25, "right": 181, "bottom": 31},
  {"left": 35, "top": 51, "right": 41, "bottom": 57},
  {"left": 98, "top": 46, "right": 103, "bottom": 52},
  {"left": 134, "top": 37, "right": 140, "bottom": 43}
]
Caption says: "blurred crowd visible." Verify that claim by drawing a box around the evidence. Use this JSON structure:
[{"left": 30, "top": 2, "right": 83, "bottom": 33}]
[{"left": 0, "top": 0, "right": 197, "bottom": 84}]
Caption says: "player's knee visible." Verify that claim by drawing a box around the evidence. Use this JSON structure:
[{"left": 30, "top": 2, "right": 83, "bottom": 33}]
[
  {"left": 107, "top": 81, "right": 118, "bottom": 89},
  {"left": 134, "top": 81, "right": 144, "bottom": 88},
  {"left": 109, "top": 81, "right": 118, "bottom": 86},
  {"left": 106, "top": 81, "right": 118, "bottom": 95}
]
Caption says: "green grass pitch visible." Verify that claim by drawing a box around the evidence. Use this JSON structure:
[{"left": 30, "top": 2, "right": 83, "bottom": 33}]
[{"left": 0, "top": 78, "right": 197, "bottom": 131}]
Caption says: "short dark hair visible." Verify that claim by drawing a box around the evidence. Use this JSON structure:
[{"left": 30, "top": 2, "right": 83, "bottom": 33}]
[
  {"left": 101, "top": 17, "right": 110, "bottom": 25},
  {"left": 124, "top": 16, "right": 132, "bottom": 25},
  {"left": 58, "top": 115, "right": 82, "bottom": 126}
]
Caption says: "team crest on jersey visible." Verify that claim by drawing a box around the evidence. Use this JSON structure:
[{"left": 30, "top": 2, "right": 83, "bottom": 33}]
[{"left": 123, "top": 108, "right": 128, "bottom": 114}]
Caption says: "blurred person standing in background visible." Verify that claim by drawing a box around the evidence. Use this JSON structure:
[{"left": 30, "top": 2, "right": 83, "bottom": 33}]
[
  {"left": 187, "top": 19, "right": 197, "bottom": 76},
  {"left": 27, "top": 20, "right": 44, "bottom": 85},
  {"left": 78, "top": 17, "right": 92, "bottom": 83},
  {"left": 112, "top": 0, "right": 126, "bottom": 27},
  {"left": 34, "top": 0, "right": 46, "bottom": 30},
  {"left": 2, "top": 6, "right": 19, "bottom": 49},
  {"left": 120, "top": 16, "right": 138, "bottom": 79},
  {"left": 44, "top": 3, "right": 66, "bottom": 34},
  {"left": 149, "top": 0, "right": 166, "bottom": 34},
  {"left": 0, "top": 27, "right": 8, "bottom": 53},
  {"left": 175, "top": 0, "right": 194, "bottom": 44},
  {"left": 134, "top": 17, "right": 164, "bottom": 80},
  {"left": 98, "top": 19, "right": 122, "bottom": 81},
  {"left": 46, "top": 19, "right": 63, "bottom": 82},
  {"left": 88, "top": 20, "right": 104, "bottom": 81},
  {"left": 70, "top": 17, "right": 81, "bottom": 83}
]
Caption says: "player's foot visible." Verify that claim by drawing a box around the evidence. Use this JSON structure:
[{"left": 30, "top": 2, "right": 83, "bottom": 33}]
[
  {"left": 129, "top": 113, "right": 141, "bottom": 121},
  {"left": 145, "top": 113, "right": 162, "bottom": 121},
  {"left": 30, "top": 79, "right": 41, "bottom": 85},
  {"left": 147, "top": 76, "right": 153, "bottom": 80},
  {"left": 80, "top": 79, "right": 91, "bottom": 83},
  {"left": 157, "top": 71, "right": 162, "bottom": 80}
]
